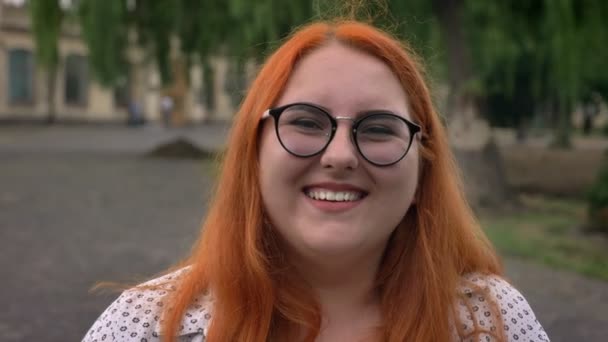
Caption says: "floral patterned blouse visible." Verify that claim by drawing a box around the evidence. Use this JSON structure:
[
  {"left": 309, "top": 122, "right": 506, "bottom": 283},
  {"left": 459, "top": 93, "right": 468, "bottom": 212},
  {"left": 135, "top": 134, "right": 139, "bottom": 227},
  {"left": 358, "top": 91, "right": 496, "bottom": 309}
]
[{"left": 83, "top": 270, "right": 550, "bottom": 342}]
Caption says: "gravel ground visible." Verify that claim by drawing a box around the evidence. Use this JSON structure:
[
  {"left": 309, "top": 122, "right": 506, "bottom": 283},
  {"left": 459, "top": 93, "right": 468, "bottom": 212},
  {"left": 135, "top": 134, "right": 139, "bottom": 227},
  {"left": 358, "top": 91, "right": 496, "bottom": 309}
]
[
  {"left": 1, "top": 154, "right": 212, "bottom": 341},
  {"left": 0, "top": 127, "right": 607, "bottom": 341}
]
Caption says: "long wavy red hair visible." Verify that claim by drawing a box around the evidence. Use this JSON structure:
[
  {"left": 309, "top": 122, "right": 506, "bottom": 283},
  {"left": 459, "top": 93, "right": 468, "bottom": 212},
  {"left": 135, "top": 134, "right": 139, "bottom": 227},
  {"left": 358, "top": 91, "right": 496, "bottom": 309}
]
[{"left": 159, "top": 20, "right": 503, "bottom": 341}]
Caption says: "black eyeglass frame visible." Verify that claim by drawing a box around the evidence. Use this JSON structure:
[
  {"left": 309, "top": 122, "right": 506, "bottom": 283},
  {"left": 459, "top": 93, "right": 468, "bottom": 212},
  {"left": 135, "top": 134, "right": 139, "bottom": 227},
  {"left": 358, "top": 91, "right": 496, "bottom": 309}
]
[{"left": 262, "top": 102, "right": 422, "bottom": 166}]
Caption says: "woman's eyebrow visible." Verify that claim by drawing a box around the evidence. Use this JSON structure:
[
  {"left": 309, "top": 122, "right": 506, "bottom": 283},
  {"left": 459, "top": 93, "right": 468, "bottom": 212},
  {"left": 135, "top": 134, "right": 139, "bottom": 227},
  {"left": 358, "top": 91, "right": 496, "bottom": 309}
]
[
  {"left": 354, "top": 109, "right": 402, "bottom": 118},
  {"left": 298, "top": 101, "right": 402, "bottom": 118}
]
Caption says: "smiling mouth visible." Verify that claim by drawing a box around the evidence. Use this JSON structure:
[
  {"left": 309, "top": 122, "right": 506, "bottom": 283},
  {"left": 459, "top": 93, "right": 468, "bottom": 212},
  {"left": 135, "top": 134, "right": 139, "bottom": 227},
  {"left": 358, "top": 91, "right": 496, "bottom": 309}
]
[{"left": 304, "top": 188, "right": 367, "bottom": 202}]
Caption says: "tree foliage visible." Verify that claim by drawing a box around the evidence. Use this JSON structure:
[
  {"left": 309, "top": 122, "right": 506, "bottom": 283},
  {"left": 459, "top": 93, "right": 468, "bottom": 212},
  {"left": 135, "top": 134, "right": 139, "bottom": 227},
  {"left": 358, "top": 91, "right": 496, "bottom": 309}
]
[
  {"left": 426, "top": 0, "right": 607, "bottom": 146},
  {"left": 78, "top": 1, "right": 128, "bottom": 87},
  {"left": 28, "top": 0, "right": 62, "bottom": 69},
  {"left": 474, "top": 2, "right": 606, "bottom": 123},
  {"left": 28, "top": 0, "right": 63, "bottom": 123},
  {"left": 129, "top": 0, "right": 178, "bottom": 85}
]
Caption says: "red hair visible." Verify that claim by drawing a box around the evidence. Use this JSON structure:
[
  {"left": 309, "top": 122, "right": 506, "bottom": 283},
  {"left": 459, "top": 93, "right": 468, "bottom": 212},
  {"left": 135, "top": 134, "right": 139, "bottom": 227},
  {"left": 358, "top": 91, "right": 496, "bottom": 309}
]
[{"left": 159, "top": 20, "right": 503, "bottom": 341}]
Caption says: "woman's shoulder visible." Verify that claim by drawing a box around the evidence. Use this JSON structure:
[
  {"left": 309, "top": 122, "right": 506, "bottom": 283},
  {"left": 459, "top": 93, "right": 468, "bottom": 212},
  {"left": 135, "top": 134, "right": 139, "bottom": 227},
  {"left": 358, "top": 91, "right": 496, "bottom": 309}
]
[
  {"left": 454, "top": 273, "right": 550, "bottom": 342},
  {"left": 82, "top": 268, "right": 213, "bottom": 342}
]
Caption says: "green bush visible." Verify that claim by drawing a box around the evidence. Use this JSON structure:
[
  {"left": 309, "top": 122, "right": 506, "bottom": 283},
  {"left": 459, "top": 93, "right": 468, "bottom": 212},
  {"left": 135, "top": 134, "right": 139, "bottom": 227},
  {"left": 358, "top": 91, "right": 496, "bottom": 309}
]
[{"left": 587, "top": 150, "right": 608, "bottom": 234}]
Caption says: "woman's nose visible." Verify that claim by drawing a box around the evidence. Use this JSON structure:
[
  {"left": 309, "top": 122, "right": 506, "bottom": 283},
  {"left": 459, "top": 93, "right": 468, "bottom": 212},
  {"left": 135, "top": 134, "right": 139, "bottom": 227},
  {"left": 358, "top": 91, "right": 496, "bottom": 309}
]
[{"left": 319, "top": 124, "right": 359, "bottom": 170}]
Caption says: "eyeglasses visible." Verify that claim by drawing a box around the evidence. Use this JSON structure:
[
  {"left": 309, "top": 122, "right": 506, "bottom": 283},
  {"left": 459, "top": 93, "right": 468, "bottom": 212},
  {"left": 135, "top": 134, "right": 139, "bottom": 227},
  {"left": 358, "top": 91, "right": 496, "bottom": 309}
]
[{"left": 262, "top": 102, "right": 422, "bottom": 166}]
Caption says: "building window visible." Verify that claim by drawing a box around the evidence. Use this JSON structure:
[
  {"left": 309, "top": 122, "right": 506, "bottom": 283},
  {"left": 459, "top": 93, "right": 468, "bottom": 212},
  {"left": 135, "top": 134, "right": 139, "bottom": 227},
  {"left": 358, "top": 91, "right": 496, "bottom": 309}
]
[
  {"left": 64, "top": 54, "right": 88, "bottom": 105},
  {"left": 8, "top": 49, "right": 35, "bottom": 104}
]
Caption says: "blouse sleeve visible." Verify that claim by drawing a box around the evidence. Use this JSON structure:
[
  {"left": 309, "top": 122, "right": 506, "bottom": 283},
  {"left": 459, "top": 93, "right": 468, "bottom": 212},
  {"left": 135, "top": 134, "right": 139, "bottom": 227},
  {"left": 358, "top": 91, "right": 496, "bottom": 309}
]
[
  {"left": 82, "top": 289, "right": 163, "bottom": 342},
  {"left": 82, "top": 268, "right": 209, "bottom": 342},
  {"left": 457, "top": 274, "right": 550, "bottom": 342}
]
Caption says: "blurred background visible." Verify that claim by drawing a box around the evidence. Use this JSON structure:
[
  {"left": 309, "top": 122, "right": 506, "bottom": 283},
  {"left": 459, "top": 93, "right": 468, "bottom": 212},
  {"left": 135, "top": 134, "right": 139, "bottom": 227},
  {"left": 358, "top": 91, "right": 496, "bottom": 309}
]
[{"left": 1, "top": 0, "right": 607, "bottom": 341}]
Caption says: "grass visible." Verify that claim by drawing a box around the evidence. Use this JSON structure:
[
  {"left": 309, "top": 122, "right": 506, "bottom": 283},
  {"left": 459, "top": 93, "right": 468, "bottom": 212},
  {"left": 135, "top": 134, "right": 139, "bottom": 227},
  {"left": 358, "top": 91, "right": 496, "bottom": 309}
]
[{"left": 480, "top": 195, "right": 608, "bottom": 281}]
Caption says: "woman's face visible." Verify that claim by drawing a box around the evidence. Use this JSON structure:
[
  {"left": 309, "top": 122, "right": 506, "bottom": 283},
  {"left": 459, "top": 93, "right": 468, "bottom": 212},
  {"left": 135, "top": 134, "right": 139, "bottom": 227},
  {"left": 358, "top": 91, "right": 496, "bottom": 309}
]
[{"left": 258, "top": 42, "right": 420, "bottom": 261}]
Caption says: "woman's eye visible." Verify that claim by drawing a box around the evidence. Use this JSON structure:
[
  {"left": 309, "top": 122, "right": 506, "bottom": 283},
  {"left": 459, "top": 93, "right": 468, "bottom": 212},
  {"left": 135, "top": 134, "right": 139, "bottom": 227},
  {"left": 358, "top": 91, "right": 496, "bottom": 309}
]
[
  {"left": 361, "top": 125, "right": 395, "bottom": 135},
  {"left": 290, "top": 118, "right": 325, "bottom": 130}
]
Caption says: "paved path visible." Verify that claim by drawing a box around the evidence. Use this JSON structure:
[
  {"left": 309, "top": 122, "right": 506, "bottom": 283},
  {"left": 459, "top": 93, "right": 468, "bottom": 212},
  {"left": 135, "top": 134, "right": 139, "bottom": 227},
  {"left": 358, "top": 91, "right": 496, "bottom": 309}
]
[
  {"left": 0, "top": 123, "right": 230, "bottom": 156},
  {"left": 1, "top": 154, "right": 213, "bottom": 342},
  {"left": 0, "top": 124, "right": 607, "bottom": 341}
]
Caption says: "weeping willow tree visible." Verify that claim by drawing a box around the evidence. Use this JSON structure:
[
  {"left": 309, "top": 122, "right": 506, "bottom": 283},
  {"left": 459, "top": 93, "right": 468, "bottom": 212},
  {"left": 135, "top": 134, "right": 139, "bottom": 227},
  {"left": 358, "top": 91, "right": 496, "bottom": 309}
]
[
  {"left": 470, "top": 0, "right": 589, "bottom": 148},
  {"left": 28, "top": 0, "right": 63, "bottom": 124},
  {"left": 78, "top": 1, "right": 128, "bottom": 87},
  {"left": 388, "top": 0, "right": 608, "bottom": 148},
  {"left": 544, "top": 0, "right": 579, "bottom": 147},
  {"left": 544, "top": 0, "right": 608, "bottom": 147},
  {"left": 466, "top": 0, "right": 608, "bottom": 148}
]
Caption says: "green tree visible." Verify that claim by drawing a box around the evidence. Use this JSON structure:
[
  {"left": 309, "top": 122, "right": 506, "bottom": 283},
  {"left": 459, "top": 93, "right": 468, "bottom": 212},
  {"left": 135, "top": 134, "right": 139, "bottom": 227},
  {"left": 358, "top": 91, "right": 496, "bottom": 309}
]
[
  {"left": 466, "top": 0, "right": 608, "bottom": 147},
  {"left": 390, "top": 0, "right": 608, "bottom": 147},
  {"left": 78, "top": 1, "right": 128, "bottom": 87},
  {"left": 28, "top": 0, "right": 63, "bottom": 124}
]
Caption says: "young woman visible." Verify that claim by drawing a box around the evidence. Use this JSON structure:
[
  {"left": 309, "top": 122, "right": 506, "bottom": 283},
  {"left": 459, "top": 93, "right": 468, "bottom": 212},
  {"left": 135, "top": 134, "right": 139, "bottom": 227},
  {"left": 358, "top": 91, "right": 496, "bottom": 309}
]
[{"left": 84, "top": 20, "right": 549, "bottom": 342}]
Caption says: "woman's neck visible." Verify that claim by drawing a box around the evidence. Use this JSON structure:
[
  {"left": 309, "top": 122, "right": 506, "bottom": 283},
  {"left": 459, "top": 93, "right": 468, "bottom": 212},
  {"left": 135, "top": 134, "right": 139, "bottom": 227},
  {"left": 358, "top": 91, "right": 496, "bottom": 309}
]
[
  {"left": 280, "top": 245, "right": 387, "bottom": 341},
  {"left": 289, "top": 247, "right": 384, "bottom": 320}
]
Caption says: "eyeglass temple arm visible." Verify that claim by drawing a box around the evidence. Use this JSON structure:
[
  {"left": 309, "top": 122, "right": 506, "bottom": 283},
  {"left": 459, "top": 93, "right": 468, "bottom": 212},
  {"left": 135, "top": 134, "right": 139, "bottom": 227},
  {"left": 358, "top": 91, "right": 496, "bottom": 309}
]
[
  {"left": 414, "top": 128, "right": 424, "bottom": 141},
  {"left": 261, "top": 109, "right": 270, "bottom": 119}
]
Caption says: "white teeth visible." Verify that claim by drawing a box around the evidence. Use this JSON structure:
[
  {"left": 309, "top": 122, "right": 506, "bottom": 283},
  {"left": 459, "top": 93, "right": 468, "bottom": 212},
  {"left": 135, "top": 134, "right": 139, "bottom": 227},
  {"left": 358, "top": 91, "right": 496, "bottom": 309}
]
[{"left": 305, "top": 189, "right": 363, "bottom": 202}]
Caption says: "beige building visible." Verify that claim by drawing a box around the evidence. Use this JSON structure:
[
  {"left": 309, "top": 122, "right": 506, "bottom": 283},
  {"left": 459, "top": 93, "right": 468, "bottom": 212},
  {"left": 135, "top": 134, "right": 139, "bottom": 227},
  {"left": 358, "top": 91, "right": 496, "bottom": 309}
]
[{"left": 0, "top": 1, "right": 239, "bottom": 124}]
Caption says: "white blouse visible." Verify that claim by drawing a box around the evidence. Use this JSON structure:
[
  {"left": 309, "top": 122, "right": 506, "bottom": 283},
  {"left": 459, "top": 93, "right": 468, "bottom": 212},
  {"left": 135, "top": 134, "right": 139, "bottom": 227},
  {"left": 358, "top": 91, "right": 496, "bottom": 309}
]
[{"left": 83, "top": 270, "right": 550, "bottom": 342}]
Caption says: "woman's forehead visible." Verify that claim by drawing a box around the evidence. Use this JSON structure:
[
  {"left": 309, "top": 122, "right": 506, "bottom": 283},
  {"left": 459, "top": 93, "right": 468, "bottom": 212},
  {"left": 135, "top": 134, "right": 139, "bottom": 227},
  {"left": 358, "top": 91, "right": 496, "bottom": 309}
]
[{"left": 276, "top": 43, "right": 411, "bottom": 119}]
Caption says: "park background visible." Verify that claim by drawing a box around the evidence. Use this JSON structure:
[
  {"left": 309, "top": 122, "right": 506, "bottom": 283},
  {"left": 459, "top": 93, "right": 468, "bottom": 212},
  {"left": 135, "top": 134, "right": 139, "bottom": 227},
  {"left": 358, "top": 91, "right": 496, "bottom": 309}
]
[{"left": 1, "top": 0, "right": 607, "bottom": 341}]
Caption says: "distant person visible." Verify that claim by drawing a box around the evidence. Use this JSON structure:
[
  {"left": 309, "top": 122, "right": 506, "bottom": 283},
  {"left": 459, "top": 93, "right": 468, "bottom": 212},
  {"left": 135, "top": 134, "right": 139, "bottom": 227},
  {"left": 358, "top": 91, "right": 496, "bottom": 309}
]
[
  {"left": 84, "top": 19, "right": 549, "bottom": 342},
  {"left": 127, "top": 99, "right": 145, "bottom": 126},
  {"left": 583, "top": 99, "right": 599, "bottom": 135},
  {"left": 161, "top": 95, "right": 174, "bottom": 127}
]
